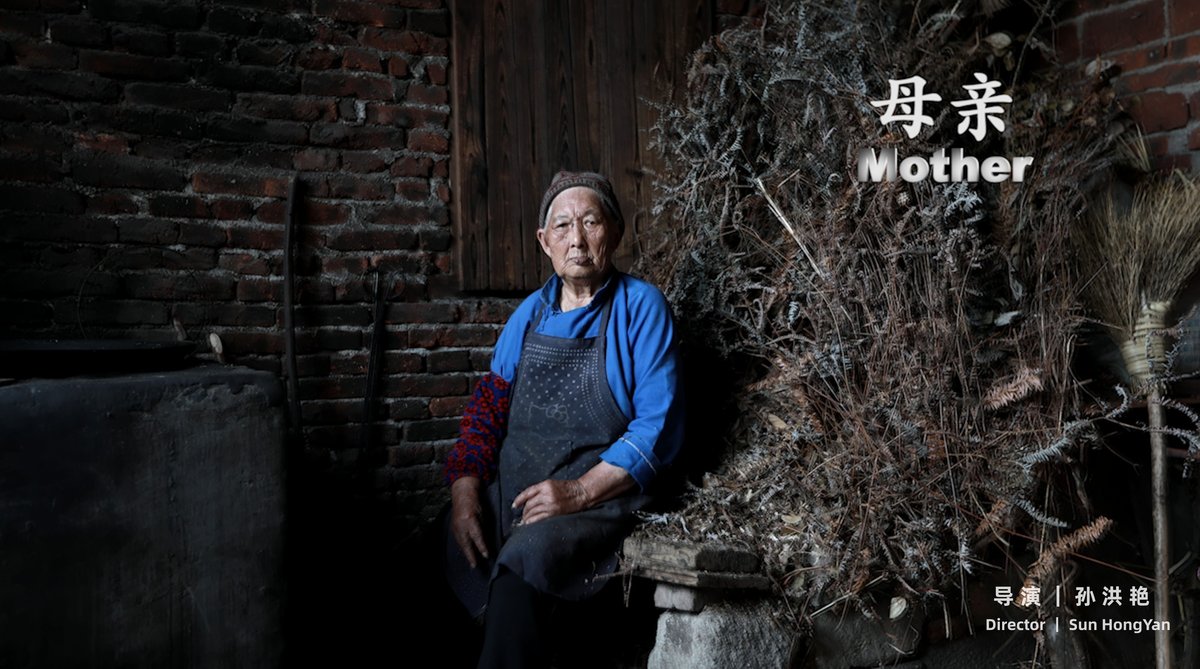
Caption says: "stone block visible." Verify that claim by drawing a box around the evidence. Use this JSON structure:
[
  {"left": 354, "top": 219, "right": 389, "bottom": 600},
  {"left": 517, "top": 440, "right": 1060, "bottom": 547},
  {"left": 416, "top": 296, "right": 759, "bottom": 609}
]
[{"left": 648, "top": 601, "right": 796, "bottom": 669}]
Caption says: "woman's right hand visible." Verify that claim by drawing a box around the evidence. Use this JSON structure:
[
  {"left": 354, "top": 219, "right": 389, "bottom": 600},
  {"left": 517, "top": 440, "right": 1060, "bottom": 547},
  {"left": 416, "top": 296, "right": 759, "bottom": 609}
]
[{"left": 450, "top": 477, "right": 489, "bottom": 569}]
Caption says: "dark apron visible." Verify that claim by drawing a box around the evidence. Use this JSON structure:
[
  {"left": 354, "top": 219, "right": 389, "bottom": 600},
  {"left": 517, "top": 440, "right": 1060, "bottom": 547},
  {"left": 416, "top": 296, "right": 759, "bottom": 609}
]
[{"left": 445, "top": 289, "right": 651, "bottom": 617}]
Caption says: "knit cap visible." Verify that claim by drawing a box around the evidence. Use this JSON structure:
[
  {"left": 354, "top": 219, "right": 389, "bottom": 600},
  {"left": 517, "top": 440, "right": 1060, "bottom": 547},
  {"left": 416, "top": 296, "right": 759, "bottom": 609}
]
[{"left": 538, "top": 170, "right": 625, "bottom": 234}]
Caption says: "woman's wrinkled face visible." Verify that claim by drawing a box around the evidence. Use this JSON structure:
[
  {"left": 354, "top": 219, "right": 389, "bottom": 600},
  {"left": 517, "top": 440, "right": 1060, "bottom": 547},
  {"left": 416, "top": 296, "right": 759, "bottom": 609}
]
[{"left": 537, "top": 187, "right": 621, "bottom": 286}]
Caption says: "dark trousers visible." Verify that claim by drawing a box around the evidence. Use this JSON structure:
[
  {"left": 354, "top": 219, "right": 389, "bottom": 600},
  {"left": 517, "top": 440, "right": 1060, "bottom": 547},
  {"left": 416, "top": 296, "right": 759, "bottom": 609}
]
[{"left": 477, "top": 568, "right": 552, "bottom": 669}]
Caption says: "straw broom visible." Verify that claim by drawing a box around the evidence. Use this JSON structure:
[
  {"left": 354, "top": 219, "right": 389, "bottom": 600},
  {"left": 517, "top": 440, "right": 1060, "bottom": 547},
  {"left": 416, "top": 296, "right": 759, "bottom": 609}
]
[{"left": 1078, "top": 168, "right": 1200, "bottom": 669}]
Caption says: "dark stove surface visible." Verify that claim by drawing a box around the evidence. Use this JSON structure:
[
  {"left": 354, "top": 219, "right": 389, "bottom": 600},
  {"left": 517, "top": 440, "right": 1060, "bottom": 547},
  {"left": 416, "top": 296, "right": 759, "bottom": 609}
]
[{"left": 0, "top": 339, "right": 196, "bottom": 378}]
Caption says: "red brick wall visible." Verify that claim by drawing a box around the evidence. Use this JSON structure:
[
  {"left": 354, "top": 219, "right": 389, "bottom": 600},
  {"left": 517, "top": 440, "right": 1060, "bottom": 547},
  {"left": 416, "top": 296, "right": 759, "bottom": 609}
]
[
  {"left": 0, "top": 0, "right": 522, "bottom": 533},
  {"left": 1056, "top": 0, "right": 1200, "bottom": 170}
]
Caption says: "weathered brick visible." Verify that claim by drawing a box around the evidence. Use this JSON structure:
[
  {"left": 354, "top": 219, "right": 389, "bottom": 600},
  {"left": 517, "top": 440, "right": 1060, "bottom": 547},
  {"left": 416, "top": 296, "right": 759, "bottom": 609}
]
[
  {"left": 360, "top": 28, "right": 447, "bottom": 55},
  {"left": 402, "top": 104, "right": 449, "bottom": 128},
  {"left": 315, "top": 0, "right": 406, "bottom": 27},
  {"left": 395, "top": 178, "right": 430, "bottom": 201},
  {"left": 207, "top": 64, "right": 299, "bottom": 93},
  {"left": 0, "top": 68, "right": 120, "bottom": 101},
  {"left": 343, "top": 47, "right": 385, "bottom": 72},
  {"left": 236, "top": 93, "right": 338, "bottom": 122},
  {"left": 105, "top": 246, "right": 214, "bottom": 271},
  {"left": 304, "top": 399, "right": 362, "bottom": 425},
  {"left": 76, "top": 105, "right": 205, "bottom": 138},
  {"left": 1080, "top": 1, "right": 1165, "bottom": 58},
  {"left": 426, "top": 349, "right": 471, "bottom": 373},
  {"left": 193, "top": 171, "right": 291, "bottom": 197},
  {"left": 227, "top": 225, "right": 285, "bottom": 251},
  {"left": 236, "top": 276, "right": 282, "bottom": 302},
  {"left": 1121, "top": 61, "right": 1200, "bottom": 93},
  {"left": 207, "top": 6, "right": 262, "bottom": 35},
  {"left": 72, "top": 131, "right": 129, "bottom": 154},
  {"left": 326, "top": 227, "right": 418, "bottom": 251},
  {"left": 390, "top": 154, "right": 431, "bottom": 177},
  {"left": 326, "top": 173, "right": 392, "bottom": 199},
  {"left": 314, "top": 328, "right": 363, "bottom": 350},
  {"left": 295, "top": 304, "right": 372, "bottom": 327},
  {"left": 386, "top": 301, "right": 459, "bottom": 323},
  {"left": 406, "top": 127, "right": 448, "bottom": 153},
  {"left": 341, "top": 150, "right": 389, "bottom": 173},
  {"left": 309, "top": 123, "right": 406, "bottom": 149},
  {"left": 387, "top": 443, "right": 435, "bottom": 467},
  {"left": 371, "top": 202, "right": 446, "bottom": 225},
  {"left": 210, "top": 198, "right": 256, "bottom": 220},
  {"left": 1132, "top": 91, "right": 1187, "bottom": 132},
  {"left": 427, "top": 324, "right": 498, "bottom": 347},
  {"left": 0, "top": 184, "right": 84, "bottom": 214},
  {"left": 296, "top": 353, "right": 332, "bottom": 377},
  {"left": 205, "top": 116, "right": 309, "bottom": 144},
  {"left": 71, "top": 153, "right": 186, "bottom": 190},
  {"left": 12, "top": 40, "right": 76, "bottom": 69},
  {"left": 7, "top": 214, "right": 117, "bottom": 243},
  {"left": 0, "top": 155, "right": 63, "bottom": 183},
  {"left": 1171, "top": 1, "right": 1200, "bottom": 36},
  {"left": 111, "top": 26, "right": 172, "bottom": 56},
  {"left": 296, "top": 45, "right": 341, "bottom": 69},
  {"left": 388, "top": 56, "right": 409, "bottom": 78},
  {"left": 260, "top": 13, "right": 312, "bottom": 43},
  {"left": 184, "top": 303, "right": 277, "bottom": 327},
  {"left": 461, "top": 300, "right": 517, "bottom": 324},
  {"left": 115, "top": 217, "right": 178, "bottom": 244},
  {"left": 218, "top": 250, "right": 275, "bottom": 275},
  {"left": 255, "top": 198, "right": 349, "bottom": 225},
  {"left": 234, "top": 39, "right": 294, "bottom": 66},
  {"left": 404, "top": 418, "right": 459, "bottom": 442},
  {"left": 219, "top": 331, "right": 284, "bottom": 355},
  {"left": 79, "top": 50, "right": 190, "bottom": 80},
  {"left": 178, "top": 222, "right": 228, "bottom": 247},
  {"left": 123, "top": 272, "right": 235, "bottom": 299},
  {"left": 321, "top": 255, "right": 370, "bottom": 274},
  {"left": 418, "top": 226, "right": 451, "bottom": 251},
  {"left": 409, "top": 11, "right": 448, "bottom": 37},
  {"left": 176, "top": 31, "right": 228, "bottom": 58},
  {"left": 86, "top": 191, "right": 140, "bottom": 215},
  {"left": 406, "top": 83, "right": 447, "bottom": 107},
  {"left": 125, "top": 82, "right": 231, "bottom": 111},
  {"left": 425, "top": 60, "right": 447, "bottom": 85},
  {"left": 388, "top": 374, "right": 467, "bottom": 397},
  {"left": 365, "top": 102, "right": 414, "bottom": 127},
  {"left": 302, "top": 71, "right": 396, "bottom": 100},
  {"left": 469, "top": 349, "right": 492, "bottom": 371},
  {"left": 387, "top": 397, "right": 430, "bottom": 421},
  {"left": 0, "top": 96, "right": 68, "bottom": 123},
  {"left": 294, "top": 147, "right": 340, "bottom": 170},
  {"left": 87, "top": 0, "right": 203, "bottom": 29},
  {"left": 0, "top": 10, "right": 44, "bottom": 37},
  {"left": 428, "top": 395, "right": 468, "bottom": 416}
]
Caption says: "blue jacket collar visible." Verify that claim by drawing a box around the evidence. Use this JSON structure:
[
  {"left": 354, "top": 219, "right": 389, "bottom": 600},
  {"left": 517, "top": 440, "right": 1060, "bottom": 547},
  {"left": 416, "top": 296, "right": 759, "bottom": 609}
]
[{"left": 539, "top": 270, "right": 620, "bottom": 314}]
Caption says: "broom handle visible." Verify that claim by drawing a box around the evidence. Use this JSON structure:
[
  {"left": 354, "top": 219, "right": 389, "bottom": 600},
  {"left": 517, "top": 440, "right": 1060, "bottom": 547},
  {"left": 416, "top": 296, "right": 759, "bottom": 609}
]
[{"left": 1148, "top": 382, "right": 1171, "bottom": 669}]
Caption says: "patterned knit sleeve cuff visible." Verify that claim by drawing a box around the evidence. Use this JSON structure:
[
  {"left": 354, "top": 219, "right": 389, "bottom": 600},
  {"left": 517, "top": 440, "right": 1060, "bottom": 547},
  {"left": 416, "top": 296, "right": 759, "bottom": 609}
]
[{"left": 443, "top": 372, "right": 512, "bottom": 486}]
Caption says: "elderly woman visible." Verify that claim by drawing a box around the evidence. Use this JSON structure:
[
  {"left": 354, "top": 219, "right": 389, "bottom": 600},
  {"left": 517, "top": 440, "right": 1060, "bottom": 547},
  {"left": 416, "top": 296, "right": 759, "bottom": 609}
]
[{"left": 442, "top": 171, "right": 684, "bottom": 667}]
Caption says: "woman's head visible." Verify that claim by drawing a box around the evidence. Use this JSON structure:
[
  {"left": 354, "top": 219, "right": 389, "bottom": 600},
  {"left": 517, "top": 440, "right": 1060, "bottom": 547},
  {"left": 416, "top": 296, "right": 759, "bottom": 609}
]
[{"left": 536, "top": 171, "right": 625, "bottom": 287}]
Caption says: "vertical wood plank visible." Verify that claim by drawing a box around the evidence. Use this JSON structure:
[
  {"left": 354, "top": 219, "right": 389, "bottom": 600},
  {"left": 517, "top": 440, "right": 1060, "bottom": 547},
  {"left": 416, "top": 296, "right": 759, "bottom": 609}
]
[
  {"left": 599, "top": 0, "right": 642, "bottom": 273},
  {"left": 483, "top": 0, "right": 527, "bottom": 291},
  {"left": 450, "top": 0, "right": 488, "bottom": 290}
]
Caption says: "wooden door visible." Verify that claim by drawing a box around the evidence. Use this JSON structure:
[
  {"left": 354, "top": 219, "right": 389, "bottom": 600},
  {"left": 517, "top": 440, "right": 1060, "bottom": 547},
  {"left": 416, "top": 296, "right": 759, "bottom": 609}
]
[{"left": 451, "top": 0, "right": 714, "bottom": 291}]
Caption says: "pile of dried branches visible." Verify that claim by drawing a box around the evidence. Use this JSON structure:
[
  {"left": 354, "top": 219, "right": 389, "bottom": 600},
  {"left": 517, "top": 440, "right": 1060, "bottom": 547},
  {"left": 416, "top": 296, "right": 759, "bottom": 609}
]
[{"left": 634, "top": 1, "right": 1123, "bottom": 615}]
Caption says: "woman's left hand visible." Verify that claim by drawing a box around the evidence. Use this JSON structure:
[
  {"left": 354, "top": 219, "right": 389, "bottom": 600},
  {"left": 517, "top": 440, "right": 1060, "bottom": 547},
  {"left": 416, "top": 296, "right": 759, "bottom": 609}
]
[{"left": 512, "top": 479, "right": 590, "bottom": 525}]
